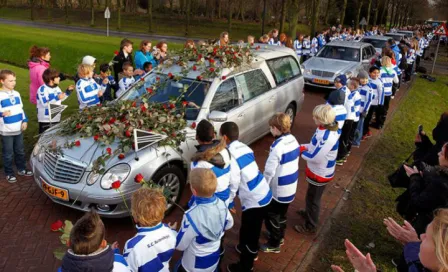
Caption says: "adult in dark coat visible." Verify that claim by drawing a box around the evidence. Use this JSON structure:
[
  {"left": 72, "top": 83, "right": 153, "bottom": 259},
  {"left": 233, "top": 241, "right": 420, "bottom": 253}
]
[
  {"left": 402, "top": 143, "right": 448, "bottom": 235},
  {"left": 113, "top": 39, "right": 135, "bottom": 83}
]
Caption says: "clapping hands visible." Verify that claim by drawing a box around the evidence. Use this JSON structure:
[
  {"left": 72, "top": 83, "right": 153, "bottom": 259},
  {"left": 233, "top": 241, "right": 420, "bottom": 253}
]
[
  {"left": 331, "top": 239, "right": 377, "bottom": 272},
  {"left": 383, "top": 217, "right": 419, "bottom": 244}
]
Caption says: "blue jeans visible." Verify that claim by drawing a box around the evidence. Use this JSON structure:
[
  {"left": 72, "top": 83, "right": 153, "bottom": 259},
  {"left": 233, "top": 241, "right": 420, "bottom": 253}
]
[
  {"left": 353, "top": 116, "right": 365, "bottom": 146},
  {"left": 2, "top": 133, "right": 26, "bottom": 176}
]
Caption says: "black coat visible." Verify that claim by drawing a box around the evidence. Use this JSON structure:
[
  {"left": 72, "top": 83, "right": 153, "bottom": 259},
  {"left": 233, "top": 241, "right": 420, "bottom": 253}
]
[
  {"left": 414, "top": 116, "right": 448, "bottom": 167},
  {"left": 112, "top": 50, "right": 134, "bottom": 83},
  {"left": 406, "top": 165, "right": 448, "bottom": 235}
]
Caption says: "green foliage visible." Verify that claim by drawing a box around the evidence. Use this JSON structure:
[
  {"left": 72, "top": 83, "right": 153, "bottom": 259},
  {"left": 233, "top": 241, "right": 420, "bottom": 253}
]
[{"left": 311, "top": 75, "right": 448, "bottom": 271}]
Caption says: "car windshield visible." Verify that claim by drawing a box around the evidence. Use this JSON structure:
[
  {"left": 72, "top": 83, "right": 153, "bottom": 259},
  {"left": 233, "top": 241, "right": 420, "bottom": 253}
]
[
  {"left": 317, "top": 46, "right": 360, "bottom": 62},
  {"left": 361, "top": 38, "right": 387, "bottom": 49},
  {"left": 120, "top": 72, "right": 210, "bottom": 121}
]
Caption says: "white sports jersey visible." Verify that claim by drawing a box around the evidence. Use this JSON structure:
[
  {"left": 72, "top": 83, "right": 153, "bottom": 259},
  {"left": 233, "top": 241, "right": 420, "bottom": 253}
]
[
  {"left": 369, "top": 77, "right": 384, "bottom": 106},
  {"left": 359, "top": 83, "right": 374, "bottom": 114},
  {"left": 264, "top": 134, "right": 300, "bottom": 203},
  {"left": 176, "top": 196, "right": 233, "bottom": 272},
  {"left": 117, "top": 77, "right": 136, "bottom": 97},
  {"left": 311, "top": 37, "right": 319, "bottom": 55},
  {"left": 330, "top": 104, "right": 347, "bottom": 129},
  {"left": 36, "top": 84, "right": 68, "bottom": 123},
  {"left": 302, "top": 39, "right": 311, "bottom": 55},
  {"left": 227, "top": 140, "right": 272, "bottom": 211},
  {"left": 380, "top": 67, "right": 399, "bottom": 97},
  {"left": 124, "top": 223, "right": 176, "bottom": 272},
  {"left": 0, "top": 90, "right": 27, "bottom": 136},
  {"left": 268, "top": 38, "right": 282, "bottom": 46},
  {"left": 347, "top": 90, "right": 361, "bottom": 122},
  {"left": 76, "top": 78, "right": 104, "bottom": 110},
  {"left": 293, "top": 39, "right": 303, "bottom": 56},
  {"left": 342, "top": 86, "right": 354, "bottom": 120},
  {"left": 113, "top": 253, "right": 132, "bottom": 272}
]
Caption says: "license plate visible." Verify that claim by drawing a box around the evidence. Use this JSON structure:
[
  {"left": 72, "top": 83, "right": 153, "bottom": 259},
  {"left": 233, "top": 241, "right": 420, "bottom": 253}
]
[
  {"left": 41, "top": 177, "right": 69, "bottom": 201},
  {"left": 312, "top": 78, "right": 330, "bottom": 85}
]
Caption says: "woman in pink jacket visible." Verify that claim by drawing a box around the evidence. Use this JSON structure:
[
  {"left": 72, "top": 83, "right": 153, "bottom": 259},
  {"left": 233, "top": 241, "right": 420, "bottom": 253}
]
[{"left": 28, "top": 45, "right": 51, "bottom": 105}]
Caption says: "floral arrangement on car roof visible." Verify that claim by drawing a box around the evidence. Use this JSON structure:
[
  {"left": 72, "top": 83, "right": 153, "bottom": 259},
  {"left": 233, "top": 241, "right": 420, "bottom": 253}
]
[{"left": 49, "top": 43, "right": 256, "bottom": 175}]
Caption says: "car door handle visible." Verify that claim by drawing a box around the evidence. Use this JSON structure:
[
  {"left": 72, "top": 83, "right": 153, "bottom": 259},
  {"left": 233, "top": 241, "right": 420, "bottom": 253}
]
[{"left": 238, "top": 113, "right": 245, "bottom": 119}]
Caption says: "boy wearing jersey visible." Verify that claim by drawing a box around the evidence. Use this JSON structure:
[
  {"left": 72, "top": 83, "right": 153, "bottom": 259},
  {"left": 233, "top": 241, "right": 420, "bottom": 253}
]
[
  {"left": 76, "top": 64, "right": 104, "bottom": 110},
  {"left": 261, "top": 113, "right": 300, "bottom": 253},
  {"left": 117, "top": 62, "right": 136, "bottom": 97}
]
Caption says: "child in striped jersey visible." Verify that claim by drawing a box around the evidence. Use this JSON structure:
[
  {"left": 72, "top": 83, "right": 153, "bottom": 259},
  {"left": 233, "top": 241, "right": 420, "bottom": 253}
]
[
  {"left": 302, "top": 36, "right": 311, "bottom": 62},
  {"left": 346, "top": 79, "right": 361, "bottom": 154},
  {"left": 123, "top": 188, "right": 176, "bottom": 272},
  {"left": 295, "top": 104, "right": 341, "bottom": 234},
  {"left": 37, "top": 68, "right": 74, "bottom": 133},
  {"left": 76, "top": 64, "right": 104, "bottom": 110},
  {"left": 117, "top": 62, "right": 136, "bottom": 97},
  {"left": 59, "top": 211, "right": 130, "bottom": 272},
  {"left": 220, "top": 122, "right": 272, "bottom": 272},
  {"left": 0, "top": 70, "right": 33, "bottom": 183},
  {"left": 379, "top": 56, "right": 399, "bottom": 128},
  {"left": 311, "top": 34, "right": 319, "bottom": 56},
  {"left": 261, "top": 113, "right": 300, "bottom": 253},
  {"left": 335, "top": 74, "right": 353, "bottom": 165},
  {"left": 293, "top": 34, "right": 304, "bottom": 62},
  {"left": 352, "top": 70, "right": 373, "bottom": 147},
  {"left": 176, "top": 168, "right": 234, "bottom": 272},
  {"left": 364, "top": 66, "right": 384, "bottom": 137}
]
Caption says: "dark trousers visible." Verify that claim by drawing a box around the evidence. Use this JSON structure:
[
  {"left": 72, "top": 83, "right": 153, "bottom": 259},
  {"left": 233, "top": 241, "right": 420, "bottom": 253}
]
[
  {"left": 239, "top": 206, "right": 266, "bottom": 270},
  {"left": 305, "top": 182, "right": 327, "bottom": 229},
  {"left": 39, "top": 122, "right": 59, "bottom": 134},
  {"left": 2, "top": 133, "right": 26, "bottom": 176},
  {"left": 379, "top": 96, "right": 392, "bottom": 127},
  {"left": 363, "top": 106, "right": 376, "bottom": 135},
  {"left": 337, "top": 119, "right": 354, "bottom": 160},
  {"left": 264, "top": 199, "right": 289, "bottom": 247},
  {"left": 416, "top": 55, "right": 421, "bottom": 68},
  {"left": 405, "top": 62, "right": 414, "bottom": 81},
  {"left": 347, "top": 121, "right": 359, "bottom": 152},
  {"left": 178, "top": 264, "right": 187, "bottom": 272}
]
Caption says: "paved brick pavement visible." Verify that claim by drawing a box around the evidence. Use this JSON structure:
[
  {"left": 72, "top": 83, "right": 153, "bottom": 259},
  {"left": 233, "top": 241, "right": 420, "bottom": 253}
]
[{"left": 0, "top": 83, "right": 409, "bottom": 272}]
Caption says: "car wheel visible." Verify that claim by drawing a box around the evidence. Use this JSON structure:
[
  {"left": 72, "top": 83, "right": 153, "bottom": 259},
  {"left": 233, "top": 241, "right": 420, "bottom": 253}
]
[
  {"left": 152, "top": 164, "right": 185, "bottom": 214},
  {"left": 285, "top": 103, "right": 297, "bottom": 128}
]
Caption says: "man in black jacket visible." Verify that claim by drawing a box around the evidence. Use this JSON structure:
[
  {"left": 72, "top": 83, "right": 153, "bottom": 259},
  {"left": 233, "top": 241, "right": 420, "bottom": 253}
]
[{"left": 113, "top": 39, "right": 134, "bottom": 83}]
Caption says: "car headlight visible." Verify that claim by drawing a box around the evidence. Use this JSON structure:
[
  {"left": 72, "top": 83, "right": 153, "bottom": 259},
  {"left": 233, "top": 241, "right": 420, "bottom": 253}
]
[
  {"left": 100, "top": 164, "right": 131, "bottom": 190},
  {"left": 304, "top": 69, "right": 312, "bottom": 76},
  {"left": 87, "top": 172, "right": 101, "bottom": 186},
  {"left": 37, "top": 146, "right": 46, "bottom": 162},
  {"left": 33, "top": 143, "right": 40, "bottom": 156}
]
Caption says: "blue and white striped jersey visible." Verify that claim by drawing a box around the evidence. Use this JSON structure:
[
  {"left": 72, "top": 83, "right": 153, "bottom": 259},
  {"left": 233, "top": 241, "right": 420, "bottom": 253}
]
[
  {"left": 380, "top": 67, "right": 399, "bottom": 97},
  {"left": 76, "top": 78, "right": 104, "bottom": 110},
  {"left": 293, "top": 39, "right": 303, "bottom": 57},
  {"left": 268, "top": 38, "right": 282, "bottom": 46},
  {"left": 342, "top": 86, "right": 354, "bottom": 120},
  {"left": 311, "top": 37, "right": 319, "bottom": 55},
  {"left": 117, "top": 76, "right": 136, "bottom": 97},
  {"left": 417, "top": 38, "right": 425, "bottom": 56},
  {"left": 359, "top": 83, "right": 374, "bottom": 114},
  {"left": 176, "top": 196, "right": 233, "bottom": 272},
  {"left": 123, "top": 223, "right": 176, "bottom": 272},
  {"left": 113, "top": 252, "right": 132, "bottom": 272},
  {"left": 227, "top": 140, "right": 272, "bottom": 211},
  {"left": 407, "top": 49, "right": 416, "bottom": 64},
  {"left": 330, "top": 104, "right": 347, "bottom": 129},
  {"left": 369, "top": 77, "right": 384, "bottom": 106},
  {"left": 0, "top": 90, "right": 28, "bottom": 136},
  {"left": 348, "top": 90, "right": 361, "bottom": 122},
  {"left": 264, "top": 134, "right": 300, "bottom": 203},
  {"left": 36, "top": 84, "right": 69, "bottom": 123},
  {"left": 302, "top": 39, "right": 311, "bottom": 55}
]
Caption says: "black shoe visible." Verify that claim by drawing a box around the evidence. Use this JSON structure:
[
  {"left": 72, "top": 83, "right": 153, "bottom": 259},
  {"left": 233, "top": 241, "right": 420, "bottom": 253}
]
[{"left": 227, "top": 263, "right": 253, "bottom": 272}]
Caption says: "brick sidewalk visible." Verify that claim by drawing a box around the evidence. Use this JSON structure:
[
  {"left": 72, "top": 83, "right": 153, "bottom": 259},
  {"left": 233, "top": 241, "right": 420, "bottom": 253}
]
[{"left": 0, "top": 84, "right": 409, "bottom": 272}]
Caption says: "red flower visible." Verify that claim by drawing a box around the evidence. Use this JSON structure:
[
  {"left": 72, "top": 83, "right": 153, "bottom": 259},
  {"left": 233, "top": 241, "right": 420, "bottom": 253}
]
[
  {"left": 162, "top": 104, "right": 168, "bottom": 109},
  {"left": 156, "top": 76, "right": 160, "bottom": 81},
  {"left": 131, "top": 101, "right": 137, "bottom": 107},
  {"left": 50, "top": 220, "right": 64, "bottom": 232},
  {"left": 140, "top": 77, "right": 145, "bottom": 81},
  {"left": 146, "top": 88, "right": 153, "bottom": 94},
  {"left": 171, "top": 132, "right": 177, "bottom": 137},
  {"left": 76, "top": 123, "right": 82, "bottom": 129},
  {"left": 88, "top": 115, "right": 93, "bottom": 120},
  {"left": 209, "top": 67, "right": 215, "bottom": 72},
  {"left": 169, "top": 103, "right": 175, "bottom": 109},
  {"left": 109, "top": 118, "right": 116, "bottom": 124},
  {"left": 111, "top": 180, "right": 121, "bottom": 189},
  {"left": 114, "top": 50, "right": 119, "bottom": 56},
  {"left": 125, "top": 130, "right": 132, "bottom": 138},
  {"left": 182, "top": 101, "right": 188, "bottom": 106},
  {"left": 300, "top": 146, "right": 308, "bottom": 153},
  {"left": 198, "top": 54, "right": 203, "bottom": 59},
  {"left": 221, "top": 76, "right": 227, "bottom": 80},
  {"left": 197, "top": 75, "right": 203, "bottom": 81},
  {"left": 140, "top": 105, "right": 147, "bottom": 112},
  {"left": 118, "top": 154, "right": 125, "bottom": 160},
  {"left": 106, "top": 147, "right": 112, "bottom": 155},
  {"left": 134, "top": 173, "right": 144, "bottom": 183},
  {"left": 168, "top": 73, "right": 173, "bottom": 78},
  {"left": 97, "top": 103, "right": 102, "bottom": 107},
  {"left": 74, "top": 140, "right": 81, "bottom": 147},
  {"left": 191, "top": 122, "right": 197, "bottom": 129},
  {"left": 192, "top": 65, "right": 197, "bottom": 71},
  {"left": 209, "top": 58, "right": 215, "bottom": 64},
  {"left": 93, "top": 135, "right": 99, "bottom": 141},
  {"left": 132, "top": 143, "right": 135, "bottom": 150}
]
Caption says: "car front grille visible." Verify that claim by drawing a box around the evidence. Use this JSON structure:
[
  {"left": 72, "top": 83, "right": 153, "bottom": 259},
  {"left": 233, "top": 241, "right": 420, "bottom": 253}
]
[
  {"left": 311, "top": 70, "right": 335, "bottom": 78},
  {"left": 44, "top": 151, "right": 86, "bottom": 184}
]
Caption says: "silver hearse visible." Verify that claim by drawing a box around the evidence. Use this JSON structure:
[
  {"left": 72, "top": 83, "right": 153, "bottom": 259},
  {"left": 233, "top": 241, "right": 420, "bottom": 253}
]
[
  {"left": 302, "top": 41, "right": 377, "bottom": 89},
  {"left": 30, "top": 45, "right": 305, "bottom": 217},
  {"left": 360, "top": 35, "right": 389, "bottom": 54}
]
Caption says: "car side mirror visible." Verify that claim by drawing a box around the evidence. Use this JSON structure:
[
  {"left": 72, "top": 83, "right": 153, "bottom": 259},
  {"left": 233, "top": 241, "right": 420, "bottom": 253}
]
[{"left": 208, "top": 111, "right": 228, "bottom": 122}]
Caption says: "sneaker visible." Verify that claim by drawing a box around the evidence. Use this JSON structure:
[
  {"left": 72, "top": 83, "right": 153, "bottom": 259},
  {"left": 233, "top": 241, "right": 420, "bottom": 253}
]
[
  {"left": 260, "top": 243, "right": 280, "bottom": 253},
  {"left": 361, "top": 135, "right": 367, "bottom": 141},
  {"left": 235, "top": 244, "right": 258, "bottom": 261},
  {"left": 6, "top": 175, "right": 17, "bottom": 183},
  {"left": 391, "top": 96, "right": 395, "bottom": 99},
  {"left": 366, "top": 131, "right": 373, "bottom": 137},
  {"left": 347, "top": 151, "right": 351, "bottom": 156},
  {"left": 336, "top": 158, "right": 346, "bottom": 166},
  {"left": 227, "top": 263, "right": 253, "bottom": 272},
  {"left": 18, "top": 170, "right": 33, "bottom": 176},
  {"left": 262, "top": 231, "right": 285, "bottom": 245}
]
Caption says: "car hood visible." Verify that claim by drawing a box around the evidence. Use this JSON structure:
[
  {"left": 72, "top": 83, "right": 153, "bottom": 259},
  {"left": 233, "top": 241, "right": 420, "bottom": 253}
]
[{"left": 304, "top": 57, "right": 359, "bottom": 75}]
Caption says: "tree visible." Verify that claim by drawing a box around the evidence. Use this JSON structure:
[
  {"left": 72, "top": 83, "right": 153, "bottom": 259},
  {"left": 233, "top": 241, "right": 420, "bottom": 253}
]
[
  {"left": 380, "top": 0, "right": 390, "bottom": 26},
  {"left": 90, "top": 0, "right": 95, "bottom": 27},
  {"left": 279, "top": 0, "right": 287, "bottom": 33},
  {"left": 227, "top": 0, "right": 232, "bottom": 33},
  {"left": 365, "top": 0, "right": 372, "bottom": 27},
  {"left": 340, "top": 0, "right": 348, "bottom": 25},
  {"left": 355, "top": 0, "right": 363, "bottom": 29},
  {"left": 373, "top": 0, "right": 380, "bottom": 25},
  {"left": 324, "top": 0, "right": 332, "bottom": 25},
  {"left": 261, "top": 0, "right": 267, "bottom": 36},
  {"left": 64, "top": 0, "right": 69, "bottom": 24},
  {"left": 147, "top": 0, "right": 153, "bottom": 33},
  {"left": 310, "top": 0, "right": 321, "bottom": 36},
  {"left": 30, "top": 0, "right": 35, "bottom": 21},
  {"left": 185, "top": 0, "right": 191, "bottom": 36},
  {"left": 117, "top": 0, "right": 121, "bottom": 30}
]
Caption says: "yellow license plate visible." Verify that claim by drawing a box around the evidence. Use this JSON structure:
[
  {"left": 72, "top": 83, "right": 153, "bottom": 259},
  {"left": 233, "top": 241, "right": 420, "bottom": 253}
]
[
  {"left": 41, "top": 177, "right": 69, "bottom": 201},
  {"left": 312, "top": 78, "right": 330, "bottom": 85}
]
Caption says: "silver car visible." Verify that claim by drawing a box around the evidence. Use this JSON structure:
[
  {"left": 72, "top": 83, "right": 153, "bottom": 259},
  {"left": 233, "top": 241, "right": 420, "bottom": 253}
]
[
  {"left": 397, "top": 30, "right": 414, "bottom": 38},
  {"left": 385, "top": 33, "right": 406, "bottom": 44},
  {"left": 302, "top": 41, "right": 377, "bottom": 89},
  {"left": 360, "top": 35, "right": 389, "bottom": 54},
  {"left": 30, "top": 45, "right": 305, "bottom": 217}
]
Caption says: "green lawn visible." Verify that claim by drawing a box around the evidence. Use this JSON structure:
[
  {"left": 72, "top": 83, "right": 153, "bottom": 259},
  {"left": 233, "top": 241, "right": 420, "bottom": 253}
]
[
  {"left": 0, "top": 63, "right": 77, "bottom": 162},
  {"left": 0, "top": 7, "right": 311, "bottom": 42},
  {"left": 0, "top": 23, "right": 184, "bottom": 76},
  {"left": 310, "top": 75, "right": 448, "bottom": 271}
]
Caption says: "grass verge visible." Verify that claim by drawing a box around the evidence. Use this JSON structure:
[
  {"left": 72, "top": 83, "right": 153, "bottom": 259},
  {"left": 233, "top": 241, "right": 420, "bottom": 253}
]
[{"left": 309, "top": 75, "right": 448, "bottom": 271}]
